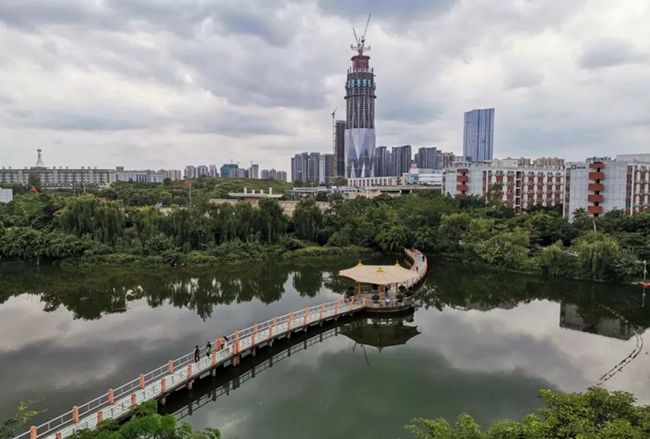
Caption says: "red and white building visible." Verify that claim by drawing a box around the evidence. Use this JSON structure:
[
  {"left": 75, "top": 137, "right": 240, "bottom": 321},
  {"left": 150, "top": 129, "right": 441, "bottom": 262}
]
[
  {"left": 443, "top": 163, "right": 564, "bottom": 213},
  {"left": 564, "top": 156, "right": 650, "bottom": 220},
  {"left": 443, "top": 154, "right": 650, "bottom": 220}
]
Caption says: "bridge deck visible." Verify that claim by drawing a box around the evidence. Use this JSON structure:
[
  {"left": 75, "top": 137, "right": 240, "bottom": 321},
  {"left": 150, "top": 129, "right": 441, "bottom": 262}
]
[{"left": 16, "top": 249, "right": 427, "bottom": 439}]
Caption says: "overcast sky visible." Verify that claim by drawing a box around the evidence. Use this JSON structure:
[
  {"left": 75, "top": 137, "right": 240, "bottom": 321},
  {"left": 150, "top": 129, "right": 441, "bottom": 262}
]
[{"left": 0, "top": 0, "right": 649, "bottom": 171}]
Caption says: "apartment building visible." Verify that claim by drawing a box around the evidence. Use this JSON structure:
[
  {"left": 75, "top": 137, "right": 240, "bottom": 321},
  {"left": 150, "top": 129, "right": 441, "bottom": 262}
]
[{"left": 443, "top": 163, "right": 564, "bottom": 212}]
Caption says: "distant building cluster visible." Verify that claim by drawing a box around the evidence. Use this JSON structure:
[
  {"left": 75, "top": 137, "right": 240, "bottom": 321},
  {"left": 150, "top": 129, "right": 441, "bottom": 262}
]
[
  {"left": 184, "top": 163, "right": 286, "bottom": 181},
  {"left": 0, "top": 149, "right": 287, "bottom": 191},
  {"left": 116, "top": 167, "right": 181, "bottom": 183}
]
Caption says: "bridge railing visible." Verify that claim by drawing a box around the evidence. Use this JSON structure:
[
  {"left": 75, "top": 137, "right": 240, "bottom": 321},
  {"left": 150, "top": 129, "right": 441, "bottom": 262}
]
[
  {"left": 16, "top": 251, "right": 426, "bottom": 439},
  {"left": 15, "top": 297, "right": 363, "bottom": 439}
]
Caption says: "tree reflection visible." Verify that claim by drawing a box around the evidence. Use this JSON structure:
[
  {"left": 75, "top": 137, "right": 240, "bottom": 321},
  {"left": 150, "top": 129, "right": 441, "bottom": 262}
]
[
  {"left": 418, "top": 261, "right": 649, "bottom": 337},
  {"left": 0, "top": 260, "right": 351, "bottom": 320}
]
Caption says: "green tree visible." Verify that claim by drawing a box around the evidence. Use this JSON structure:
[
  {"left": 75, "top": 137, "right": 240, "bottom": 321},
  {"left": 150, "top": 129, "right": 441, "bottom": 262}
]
[
  {"left": 406, "top": 388, "right": 650, "bottom": 438},
  {"left": 69, "top": 401, "right": 219, "bottom": 439},
  {"left": 439, "top": 212, "right": 471, "bottom": 250},
  {"left": 292, "top": 199, "right": 323, "bottom": 242},
  {"left": 257, "top": 199, "right": 286, "bottom": 244},
  {"left": 572, "top": 232, "right": 637, "bottom": 282}
]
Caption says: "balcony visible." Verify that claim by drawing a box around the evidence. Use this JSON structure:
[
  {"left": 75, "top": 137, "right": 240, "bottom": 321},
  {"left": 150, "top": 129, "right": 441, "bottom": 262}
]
[
  {"left": 456, "top": 175, "right": 468, "bottom": 183},
  {"left": 588, "top": 194, "right": 603, "bottom": 203},
  {"left": 589, "top": 171, "right": 605, "bottom": 180},
  {"left": 588, "top": 205, "right": 603, "bottom": 214},
  {"left": 456, "top": 168, "right": 469, "bottom": 174},
  {"left": 589, "top": 162, "right": 604, "bottom": 169},
  {"left": 588, "top": 183, "right": 604, "bottom": 192},
  {"left": 456, "top": 185, "right": 467, "bottom": 192}
]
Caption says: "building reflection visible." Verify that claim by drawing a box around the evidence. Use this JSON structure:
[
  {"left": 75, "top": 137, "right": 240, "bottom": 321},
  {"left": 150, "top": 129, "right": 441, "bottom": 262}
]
[
  {"left": 559, "top": 302, "right": 635, "bottom": 340},
  {"left": 341, "top": 315, "right": 420, "bottom": 351}
]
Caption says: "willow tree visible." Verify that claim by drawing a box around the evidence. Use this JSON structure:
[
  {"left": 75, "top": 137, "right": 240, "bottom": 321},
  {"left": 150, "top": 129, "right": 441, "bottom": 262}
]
[{"left": 56, "top": 195, "right": 125, "bottom": 245}]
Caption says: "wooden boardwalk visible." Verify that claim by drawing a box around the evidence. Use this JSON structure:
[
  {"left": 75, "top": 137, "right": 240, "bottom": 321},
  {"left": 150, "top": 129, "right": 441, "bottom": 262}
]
[{"left": 15, "top": 249, "right": 427, "bottom": 439}]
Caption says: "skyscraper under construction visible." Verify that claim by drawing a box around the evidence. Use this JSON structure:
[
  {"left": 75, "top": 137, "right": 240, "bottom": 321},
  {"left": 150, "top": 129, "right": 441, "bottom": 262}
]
[{"left": 345, "top": 16, "right": 376, "bottom": 178}]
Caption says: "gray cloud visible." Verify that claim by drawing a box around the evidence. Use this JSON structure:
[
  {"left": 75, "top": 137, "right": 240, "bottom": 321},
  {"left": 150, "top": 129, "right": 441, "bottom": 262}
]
[
  {"left": 579, "top": 38, "right": 647, "bottom": 69},
  {"left": 0, "top": 0, "right": 648, "bottom": 172},
  {"left": 316, "top": 0, "right": 456, "bottom": 21}
]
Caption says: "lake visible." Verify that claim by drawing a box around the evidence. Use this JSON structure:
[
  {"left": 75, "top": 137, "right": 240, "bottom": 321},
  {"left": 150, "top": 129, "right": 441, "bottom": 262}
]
[{"left": 1, "top": 257, "right": 648, "bottom": 438}]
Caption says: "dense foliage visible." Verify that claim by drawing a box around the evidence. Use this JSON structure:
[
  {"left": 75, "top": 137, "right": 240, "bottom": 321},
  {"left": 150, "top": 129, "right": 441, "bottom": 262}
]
[
  {"left": 0, "top": 187, "right": 647, "bottom": 282},
  {"left": 67, "top": 401, "right": 219, "bottom": 439},
  {"left": 407, "top": 387, "right": 650, "bottom": 438},
  {"left": 0, "top": 403, "right": 40, "bottom": 439}
]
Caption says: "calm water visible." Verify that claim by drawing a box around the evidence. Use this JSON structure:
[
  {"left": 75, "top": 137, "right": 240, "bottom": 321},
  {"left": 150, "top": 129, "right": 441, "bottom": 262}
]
[{"left": 1, "top": 257, "right": 649, "bottom": 438}]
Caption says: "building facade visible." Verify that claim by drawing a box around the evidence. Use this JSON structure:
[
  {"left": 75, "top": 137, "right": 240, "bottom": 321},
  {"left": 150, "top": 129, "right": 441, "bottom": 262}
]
[
  {"left": 348, "top": 176, "right": 402, "bottom": 187},
  {"left": 0, "top": 188, "right": 13, "bottom": 203},
  {"left": 443, "top": 162, "right": 564, "bottom": 213},
  {"left": 415, "top": 147, "right": 438, "bottom": 169},
  {"left": 0, "top": 167, "right": 117, "bottom": 188},
  {"left": 564, "top": 156, "right": 650, "bottom": 220},
  {"left": 334, "top": 120, "right": 346, "bottom": 177},
  {"left": 220, "top": 164, "right": 238, "bottom": 178},
  {"left": 374, "top": 146, "right": 391, "bottom": 177},
  {"left": 344, "top": 39, "right": 376, "bottom": 178},
  {"left": 249, "top": 164, "right": 259, "bottom": 179},
  {"left": 391, "top": 145, "right": 412, "bottom": 177},
  {"left": 463, "top": 108, "right": 495, "bottom": 162},
  {"left": 319, "top": 154, "right": 335, "bottom": 184},
  {"left": 116, "top": 167, "right": 166, "bottom": 183}
]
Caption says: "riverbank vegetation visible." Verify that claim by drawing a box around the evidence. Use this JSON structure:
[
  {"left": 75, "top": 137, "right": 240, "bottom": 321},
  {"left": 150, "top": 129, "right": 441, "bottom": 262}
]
[
  {"left": 407, "top": 387, "right": 650, "bottom": 438},
  {"left": 0, "top": 188, "right": 647, "bottom": 282}
]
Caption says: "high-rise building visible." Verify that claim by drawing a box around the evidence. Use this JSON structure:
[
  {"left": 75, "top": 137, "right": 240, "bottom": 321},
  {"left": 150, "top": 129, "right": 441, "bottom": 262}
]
[
  {"left": 209, "top": 164, "right": 219, "bottom": 177},
  {"left": 415, "top": 147, "right": 438, "bottom": 169},
  {"left": 345, "top": 27, "right": 376, "bottom": 178},
  {"left": 220, "top": 164, "right": 238, "bottom": 178},
  {"left": 291, "top": 153, "right": 309, "bottom": 183},
  {"left": 249, "top": 164, "right": 259, "bottom": 179},
  {"left": 463, "top": 108, "right": 495, "bottom": 162},
  {"left": 334, "top": 120, "right": 346, "bottom": 177},
  {"left": 438, "top": 152, "right": 455, "bottom": 169},
  {"left": 275, "top": 170, "right": 287, "bottom": 182},
  {"left": 308, "top": 152, "right": 321, "bottom": 184},
  {"left": 319, "top": 154, "right": 336, "bottom": 184},
  {"left": 197, "top": 165, "right": 209, "bottom": 177},
  {"left": 184, "top": 165, "right": 197, "bottom": 179},
  {"left": 161, "top": 169, "right": 182, "bottom": 181},
  {"left": 374, "top": 146, "right": 391, "bottom": 177},
  {"left": 391, "top": 145, "right": 412, "bottom": 176}
]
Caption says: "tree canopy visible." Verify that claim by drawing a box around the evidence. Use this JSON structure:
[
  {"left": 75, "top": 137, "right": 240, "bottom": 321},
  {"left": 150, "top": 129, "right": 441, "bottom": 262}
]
[{"left": 406, "top": 387, "right": 650, "bottom": 439}]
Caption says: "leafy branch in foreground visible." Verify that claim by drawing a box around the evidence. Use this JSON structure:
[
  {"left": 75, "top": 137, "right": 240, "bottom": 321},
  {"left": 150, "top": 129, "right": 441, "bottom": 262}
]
[
  {"left": 406, "top": 387, "right": 650, "bottom": 438},
  {"left": 69, "top": 401, "right": 220, "bottom": 439},
  {"left": 1, "top": 402, "right": 43, "bottom": 439}
]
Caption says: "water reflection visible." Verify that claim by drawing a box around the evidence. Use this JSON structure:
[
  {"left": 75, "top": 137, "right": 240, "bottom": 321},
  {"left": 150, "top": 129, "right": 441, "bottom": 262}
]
[
  {"left": 161, "top": 314, "right": 419, "bottom": 422},
  {"left": 1, "top": 259, "right": 649, "bottom": 434},
  {"left": 342, "top": 315, "right": 420, "bottom": 351},
  {"left": 0, "top": 261, "right": 352, "bottom": 321}
]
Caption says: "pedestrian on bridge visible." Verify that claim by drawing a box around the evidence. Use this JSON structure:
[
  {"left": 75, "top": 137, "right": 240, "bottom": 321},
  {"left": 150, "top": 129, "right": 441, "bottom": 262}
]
[
  {"left": 193, "top": 345, "right": 200, "bottom": 362},
  {"left": 205, "top": 341, "right": 212, "bottom": 358}
]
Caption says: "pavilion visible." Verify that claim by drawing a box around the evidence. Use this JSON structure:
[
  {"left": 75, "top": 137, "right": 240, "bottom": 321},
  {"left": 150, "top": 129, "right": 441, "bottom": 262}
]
[{"left": 338, "top": 261, "right": 418, "bottom": 302}]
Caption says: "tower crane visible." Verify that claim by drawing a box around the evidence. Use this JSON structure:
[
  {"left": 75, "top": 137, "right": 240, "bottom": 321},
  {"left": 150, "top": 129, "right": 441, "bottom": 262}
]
[{"left": 350, "top": 14, "right": 371, "bottom": 55}]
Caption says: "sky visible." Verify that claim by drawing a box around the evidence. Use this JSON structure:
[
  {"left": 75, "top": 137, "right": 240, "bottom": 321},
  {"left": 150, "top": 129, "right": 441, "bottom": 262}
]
[{"left": 0, "top": 0, "right": 649, "bottom": 172}]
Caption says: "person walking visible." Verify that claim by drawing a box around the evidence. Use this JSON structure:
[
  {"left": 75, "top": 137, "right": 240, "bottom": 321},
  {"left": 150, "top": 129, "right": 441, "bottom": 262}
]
[
  {"left": 193, "top": 345, "right": 200, "bottom": 362},
  {"left": 205, "top": 341, "right": 212, "bottom": 358}
]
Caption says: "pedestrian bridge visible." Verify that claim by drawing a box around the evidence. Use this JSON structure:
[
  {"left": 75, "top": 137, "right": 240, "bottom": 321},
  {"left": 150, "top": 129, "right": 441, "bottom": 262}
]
[{"left": 15, "top": 249, "right": 427, "bottom": 439}]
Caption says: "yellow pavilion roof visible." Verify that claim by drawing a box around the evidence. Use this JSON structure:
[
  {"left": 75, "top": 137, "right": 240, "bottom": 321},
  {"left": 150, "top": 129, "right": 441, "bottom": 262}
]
[{"left": 338, "top": 261, "right": 417, "bottom": 285}]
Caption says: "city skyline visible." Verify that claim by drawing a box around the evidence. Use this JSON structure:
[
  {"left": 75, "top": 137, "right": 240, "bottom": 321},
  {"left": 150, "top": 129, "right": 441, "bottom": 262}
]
[{"left": 0, "top": 1, "right": 649, "bottom": 171}]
